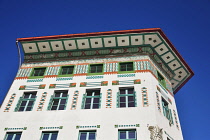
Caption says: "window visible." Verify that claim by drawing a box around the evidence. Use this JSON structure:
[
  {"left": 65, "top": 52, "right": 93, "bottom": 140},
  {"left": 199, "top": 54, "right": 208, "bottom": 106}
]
[
  {"left": 60, "top": 66, "right": 74, "bottom": 75},
  {"left": 79, "top": 131, "right": 96, "bottom": 140},
  {"left": 119, "top": 62, "right": 133, "bottom": 71},
  {"left": 157, "top": 72, "right": 166, "bottom": 88},
  {"left": 119, "top": 130, "right": 136, "bottom": 140},
  {"left": 89, "top": 64, "right": 103, "bottom": 73},
  {"left": 162, "top": 98, "right": 173, "bottom": 124},
  {"left": 40, "top": 131, "right": 58, "bottom": 140},
  {"left": 118, "top": 87, "right": 136, "bottom": 108},
  {"left": 15, "top": 92, "right": 37, "bottom": 111},
  {"left": 4, "top": 132, "right": 22, "bottom": 140},
  {"left": 82, "top": 89, "right": 101, "bottom": 109},
  {"left": 31, "top": 67, "right": 46, "bottom": 76},
  {"left": 48, "top": 90, "right": 68, "bottom": 110}
]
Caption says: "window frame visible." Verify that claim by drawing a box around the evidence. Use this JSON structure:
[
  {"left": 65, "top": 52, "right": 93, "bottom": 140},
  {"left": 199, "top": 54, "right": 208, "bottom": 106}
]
[
  {"left": 157, "top": 71, "right": 166, "bottom": 89},
  {"left": 82, "top": 89, "right": 101, "bottom": 109},
  {"left": 15, "top": 91, "right": 37, "bottom": 112},
  {"left": 78, "top": 131, "right": 96, "bottom": 140},
  {"left": 4, "top": 132, "right": 22, "bottom": 140},
  {"left": 29, "top": 67, "right": 47, "bottom": 79},
  {"left": 58, "top": 65, "right": 74, "bottom": 77},
  {"left": 118, "top": 129, "right": 136, "bottom": 140},
  {"left": 118, "top": 62, "right": 134, "bottom": 74},
  {"left": 48, "top": 90, "right": 69, "bottom": 111},
  {"left": 117, "top": 87, "right": 136, "bottom": 108},
  {"left": 88, "top": 63, "right": 104, "bottom": 75},
  {"left": 162, "top": 97, "right": 173, "bottom": 124},
  {"left": 40, "top": 131, "right": 58, "bottom": 140}
]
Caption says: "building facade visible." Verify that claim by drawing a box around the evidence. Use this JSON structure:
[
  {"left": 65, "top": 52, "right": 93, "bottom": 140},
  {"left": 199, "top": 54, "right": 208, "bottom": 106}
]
[{"left": 0, "top": 28, "right": 193, "bottom": 140}]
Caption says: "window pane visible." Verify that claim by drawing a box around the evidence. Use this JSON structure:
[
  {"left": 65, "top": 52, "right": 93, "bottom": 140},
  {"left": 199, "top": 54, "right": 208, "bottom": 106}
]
[
  {"left": 55, "top": 93, "right": 61, "bottom": 97},
  {"left": 62, "top": 93, "right": 68, "bottom": 97},
  {"left": 28, "top": 101, "right": 34, "bottom": 106},
  {"left": 120, "top": 103, "right": 126, "bottom": 107},
  {"left": 84, "top": 104, "right": 91, "bottom": 109},
  {"left": 20, "top": 101, "right": 27, "bottom": 106},
  {"left": 92, "top": 104, "right": 99, "bottom": 109},
  {"left": 6, "top": 135, "right": 13, "bottom": 140},
  {"left": 26, "top": 107, "right": 32, "bottom": 111},
  {"left": 128, "top": 89, "right": 134, "bottom": 94},
  {"left": 128, "top": 102, "right": 135, "bottom": 107},
  {"left": 24, "top": 94, "right": 30, "bottom": 99},
  {"left": 80, "top": 133, "right": 87, "bottom": 140},
  {"left": 128, "top": 131, "right": 136, "bottom": 139},
  {"left": 93, "top": 98, "right": 99, "bottom": 103},
  {"left": 128, "top": 96, "right": 134, "bottom": 102},
  {"left": 85, "top": 98, "right": 92, "bottom": 104},
  {"left": 18, "top": 107, "right": 25, "bottom": 111},
  {"left": 58, "top": 105, "right": 65, "bottom": 110},
  {"left": 120, "top": 90, "right": 125, "bottom": 94},
  {"left": 120, "top": 97, "right": 126, "bottom": 102},
  {"left": 14, "top": 134, "right": 21, "bottom": 140},
  {"left": 60, "top": 99, "right": 66, "bottom": 104},
  {"left": 42, "top": 134, "right": 49, "bottom": 140},
  {"left": 51, "top": 106, "right": 57, "bottom": 110},
  {"left": 120, "top": 131, "right": 126, "bottom": 139},
  {"left": 89, "top": 132, "right": 96, "bottom": 140},
  {"left": 51, "top": 133, "right": 58, "bottom": 140},
  {"left": 52, "top": 99, "right": 59, "bottom": 105}
]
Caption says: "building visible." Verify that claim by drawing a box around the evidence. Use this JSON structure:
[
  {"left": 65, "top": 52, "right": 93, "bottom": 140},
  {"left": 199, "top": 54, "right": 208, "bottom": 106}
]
[{"left": 0, "top": 28, "right": 193, "bottom": 140}]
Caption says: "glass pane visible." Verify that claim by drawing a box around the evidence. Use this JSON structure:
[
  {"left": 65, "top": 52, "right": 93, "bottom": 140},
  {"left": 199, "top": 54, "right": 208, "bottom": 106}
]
[
  {"left": 120, "top": 90, "right": 125, "bottom": 94},
  {"left": 42, "top": 134, "right": 49, "bottom": 140},
  {"left": 20, "top": 101, "right": 27, "bottom": 106},
  {"left": 92, "top": 104, "right": 99, "bottom": 109},
  {"left": 89, "top": 132, "right": 96, "bottom": 140},
  {"left": 18, "top": 107, "right": 25, "bottom": 111},
  {"left": 119, "top": 131, "right": 126, "bottom": 139},
  {"left": 93, "top": 98, "right": 99, "bottom": 103},
  {"left": 62, "top": 93, "right": 68, "bottom": 97},
  {"left": 60, "top": 99, "right": 66, "bottom": 104},
  {"left": 58, "top": 105, "right": 65, "bottom": 110},
  {"left": 24, "top": 94, "right": 30, "bottom": 99},
  {"left": 51, "top": 133, "right": 58, "bottom": 140},
  {"left": 28, "top": 101, "right": 34, "bottom": 106},
  {"left": 128, "top": 88, "right": 134, "bottom": 94},
  {"left": 52, "top": 99, "right": 59, "bottom": 105},
  {"left": 14, "top": 134, "right": 21, "bottom": 140},
  {"left": 26, "top": 107, "right": 32, "bottom": 111},
  {"left": 51, "top": 106, "right": 57, "bottom": 110},
  {"left": 80, "top": 133, "right": 87, "bottom": 140},
  {"left": 55, "top": 93, "right": 61, "bottom": 97},
  {"left": 128, "top": 102, "right": 135, "bottom": 107},
  {"left": 87, "top": 91, "right": 93, "bottom": 96},
  {"left": 31, "top": 94, "right": 36, "bottom": 98},
  {"left": 94, "top": 90, "right": 100, "bottom": 96},
  {"left": 128, "top": 131, "right": 136, "bottom": 139},
  {"left": 61, "top": 69, "right": 67, "bottom": 75},
  {"left": 85, "top": 98, "right": 92, "bottom": 104},
  {"left": 120, "top": 103, "right": 126, "bottom": 107},
  {"left": 120, "top": 97, "right": 126, "bottom": 102},
  {"left": 6, "top": 134, "right": 13, "bottom": 140},
  {"left": 128, "top": 96, "right": 134, "bottom": 102},
  {"left": 84, "top": 104, "right": 91, "bottom": 109}
]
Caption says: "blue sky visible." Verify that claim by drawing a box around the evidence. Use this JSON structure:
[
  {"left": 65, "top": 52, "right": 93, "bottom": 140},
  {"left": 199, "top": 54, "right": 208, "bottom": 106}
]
[{"left": 0, "top": 0, "right": 209, "bottom": 139}]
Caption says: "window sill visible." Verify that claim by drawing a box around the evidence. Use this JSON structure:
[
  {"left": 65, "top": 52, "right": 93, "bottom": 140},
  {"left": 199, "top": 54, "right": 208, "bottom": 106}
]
[
  {"left": 28, "top": 76, "right": 44, "bottom": 79},
  {"left": 118, "top": 71, "right": 135, "bottom": 74}
]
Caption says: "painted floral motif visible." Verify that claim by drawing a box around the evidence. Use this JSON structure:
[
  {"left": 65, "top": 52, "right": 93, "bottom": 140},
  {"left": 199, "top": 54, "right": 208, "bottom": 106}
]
[
  {"left": 19, "top": 85, "right": 26, "bottom": 90},
  {"left": 112, "top": 80, "right": 119, "bottom": 85},
  {"left": 70, "top": 83, "right": 76, "bottom": 87},
  {"left": 49, "top": 84, "right": 56, "bottom": 88},
  {"left": 134, "top": 79, "right": 141, "bottom": 84},
  {"left": 101, "top": 81, "right": 108, "bottom": 86},
  {"left": 39, "top": 84, "right": 46, "bottom": 89},
  {"left": 80, "top": 82, "right": 87, "bottom": 87}
]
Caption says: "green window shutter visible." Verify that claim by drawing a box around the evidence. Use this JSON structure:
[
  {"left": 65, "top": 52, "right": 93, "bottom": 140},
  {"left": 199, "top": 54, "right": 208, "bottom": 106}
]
[
  {"left": 64, "top": 95, "right": 69, "bottom": 110},
  {"left": 169, "top": 109, "right": 174, "bottom": 124},
  {"left": 134, "top": 91, "right": 137, "bottom": 107},
  {"left": 99, "top": 93, "right": 102, "bottom": 108},
  {"left": 47, "top": 95, "right": 54, "bottom": 110},
  {"left": 116, "top": 92, "right": 119, "bottom": 108},
  {"left": 15, "top": 97, "right": 23, "bottom": 112},
  {"left": 81, "top": 94, "right": 86, "bottom": 109}
]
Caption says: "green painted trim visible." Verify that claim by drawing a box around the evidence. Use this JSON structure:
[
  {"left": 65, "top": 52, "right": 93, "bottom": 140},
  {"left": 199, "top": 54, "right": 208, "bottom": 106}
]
[{"left": 29, "top": 67, "right": 47, "bottom": 78}]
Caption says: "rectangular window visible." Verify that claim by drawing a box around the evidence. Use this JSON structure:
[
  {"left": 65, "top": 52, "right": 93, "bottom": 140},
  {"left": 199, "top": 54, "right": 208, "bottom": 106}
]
[
  {"left": 32, "top": 67, "right": 46, "bottom": 76},
  {"left": 119, "top": 130, "right": 136, "bottom": 140},
  {"left": 79, "top": 131, "right": 96, "bottom": 140},
  {"left": 15, "top": 92, "right": 37, "bottom": 111},
  {"left": 118, "top": 87, "right": 135, "bottom": 108},
  {"left": 162, "top": 98, "right": 173, "bottom": 124},
  {"left": 49, "top": 90, "right": 68, "bottom": 110},
  {"left": 157, "top": 72, "right": 166, "bottom": 88},
  {"left": 120, "top": 62, "right": 133, "bottom": 71},
  {"left": 40, "top": 131, "right": 58, "bottom": 140},
  {"left": 83, "top": 89, "right": 101, "bottom": 109},
  {"left": 4, "top": 132, "right": 22, "bottom": 140},
  {"left": 60, "top": 66, "right": 74, "bottom": 75},
  {"left": 89, "top": 64, "right": 103, "bottom": 73}
]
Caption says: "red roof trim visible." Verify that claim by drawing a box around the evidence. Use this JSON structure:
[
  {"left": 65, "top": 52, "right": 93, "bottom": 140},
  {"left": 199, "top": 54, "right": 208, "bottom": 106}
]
[{"left": 16, "top": 28, "right": 194, "bottom": 94}]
